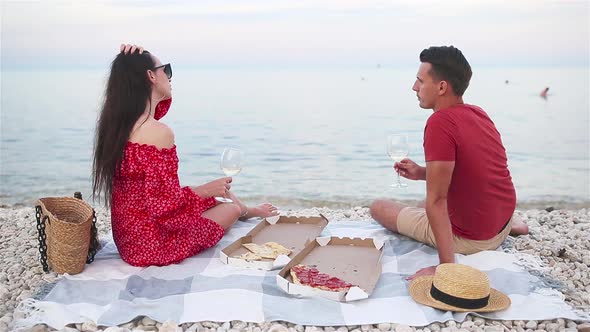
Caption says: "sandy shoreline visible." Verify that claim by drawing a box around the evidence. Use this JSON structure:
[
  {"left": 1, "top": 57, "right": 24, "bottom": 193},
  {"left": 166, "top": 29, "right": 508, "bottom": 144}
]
[{"left": 0, "top": 205, "right": 589, "bottom": 332}]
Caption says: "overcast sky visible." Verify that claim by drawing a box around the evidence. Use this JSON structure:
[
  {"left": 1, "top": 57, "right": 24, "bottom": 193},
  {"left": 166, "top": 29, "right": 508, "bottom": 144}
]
[{"left": 1, "top": 0, "right": 588, "bottom": 69}]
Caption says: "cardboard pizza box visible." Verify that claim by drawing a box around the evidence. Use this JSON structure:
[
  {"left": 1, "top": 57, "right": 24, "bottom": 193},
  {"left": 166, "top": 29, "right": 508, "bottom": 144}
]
[
  {"left": 276, "top": 236, "right": 384, "bottom": 302},
  {"left": 220, "top": 214, "right": 329, "bottom": 270}
]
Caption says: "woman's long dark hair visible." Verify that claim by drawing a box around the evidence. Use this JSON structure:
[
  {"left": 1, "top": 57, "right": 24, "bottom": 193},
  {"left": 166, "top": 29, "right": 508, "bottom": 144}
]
[{"left": 92, "top": 50, "right": 155, "bottom": 207}]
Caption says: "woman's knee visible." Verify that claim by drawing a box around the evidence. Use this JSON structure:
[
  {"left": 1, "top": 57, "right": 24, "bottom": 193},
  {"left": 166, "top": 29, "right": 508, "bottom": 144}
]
[
  {"left": 228, "top": 203, "right": 242, "bottom": 219},
  {"left": 215, "top": 203, "right": 240, "bottom": 221},
  {"left": 203, "top": 203, "right": 241, "bottom": 230}
]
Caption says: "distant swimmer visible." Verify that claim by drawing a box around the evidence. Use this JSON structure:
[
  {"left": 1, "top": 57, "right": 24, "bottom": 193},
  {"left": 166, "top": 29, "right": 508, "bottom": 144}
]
[
  {"left": 505, "top": 80, "right": 509, "bottom": 84},
  {"left": 540, "top": 87, "right": 549, "bottom": 99}
]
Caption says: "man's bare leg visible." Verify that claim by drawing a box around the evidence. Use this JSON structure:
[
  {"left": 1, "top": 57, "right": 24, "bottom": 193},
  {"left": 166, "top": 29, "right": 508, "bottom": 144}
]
[
  {"left": 510, "top": 216, "right": 529, "bottom": 236},
  {"left": 369, "top": 199, "right": 409, "bottom": 233}
]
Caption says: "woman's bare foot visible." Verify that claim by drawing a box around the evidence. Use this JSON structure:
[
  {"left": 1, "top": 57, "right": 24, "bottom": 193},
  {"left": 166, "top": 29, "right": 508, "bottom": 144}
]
[
  {"left": 239, "top": 203, "right": 280, "bottom": 220},
  {"left": 510, "top": 218, "right": 529, "bottom": 236}
]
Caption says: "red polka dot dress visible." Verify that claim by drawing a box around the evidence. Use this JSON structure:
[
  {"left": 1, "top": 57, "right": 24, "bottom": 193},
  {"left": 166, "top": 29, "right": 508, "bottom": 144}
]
[{"left": 110, "top": 142, "right": 224, "bottom": 266}]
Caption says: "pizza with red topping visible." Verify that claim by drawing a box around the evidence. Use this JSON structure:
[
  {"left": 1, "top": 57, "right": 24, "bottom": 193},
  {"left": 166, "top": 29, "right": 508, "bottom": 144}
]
[{"left": 290, "top": 264, "right": 356, "bottom": 292}]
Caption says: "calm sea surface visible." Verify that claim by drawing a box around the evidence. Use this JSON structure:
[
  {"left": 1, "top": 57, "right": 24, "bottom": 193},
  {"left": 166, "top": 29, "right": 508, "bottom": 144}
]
[{"left": 1, "top": 65, "right": 588, "bottom": 208}]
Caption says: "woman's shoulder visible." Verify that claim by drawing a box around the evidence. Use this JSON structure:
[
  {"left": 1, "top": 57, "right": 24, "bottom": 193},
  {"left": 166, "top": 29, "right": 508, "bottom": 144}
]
[{"left": 129, "top": 119, "right": 175, "bottom": 151}]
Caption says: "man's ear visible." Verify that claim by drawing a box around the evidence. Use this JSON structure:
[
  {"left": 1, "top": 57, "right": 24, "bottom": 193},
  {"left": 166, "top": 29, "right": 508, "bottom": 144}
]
[{"left": 438, "top": 80, "right": 449, "bottom": 96}]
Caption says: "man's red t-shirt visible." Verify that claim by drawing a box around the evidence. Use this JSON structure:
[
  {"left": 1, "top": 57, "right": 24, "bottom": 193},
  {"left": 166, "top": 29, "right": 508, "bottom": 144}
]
[{"left": 423, "top": 104, "right": 516, "bottom": 240}]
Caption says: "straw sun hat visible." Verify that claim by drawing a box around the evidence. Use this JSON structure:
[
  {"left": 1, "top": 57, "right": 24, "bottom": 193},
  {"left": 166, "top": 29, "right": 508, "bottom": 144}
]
[{"left": 409, "top": 263, "right": 511, "bottom": 312}]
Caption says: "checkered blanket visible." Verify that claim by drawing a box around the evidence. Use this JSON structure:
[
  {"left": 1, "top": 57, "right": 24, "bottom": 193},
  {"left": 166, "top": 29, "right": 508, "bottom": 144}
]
[{"left": 14, "top": 219, "right": 588, "bottom": 330}]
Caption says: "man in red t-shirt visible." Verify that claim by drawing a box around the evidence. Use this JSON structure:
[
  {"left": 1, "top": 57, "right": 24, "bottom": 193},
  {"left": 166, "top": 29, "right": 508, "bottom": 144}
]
[{"left": 369, "top": 46, "right": 529, "bottom": 280}]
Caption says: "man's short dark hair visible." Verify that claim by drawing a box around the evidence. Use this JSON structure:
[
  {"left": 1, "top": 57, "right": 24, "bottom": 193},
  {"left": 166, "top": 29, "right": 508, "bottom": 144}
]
[{"left": 419, "top": 46, "right": 472, "bottom": 96}]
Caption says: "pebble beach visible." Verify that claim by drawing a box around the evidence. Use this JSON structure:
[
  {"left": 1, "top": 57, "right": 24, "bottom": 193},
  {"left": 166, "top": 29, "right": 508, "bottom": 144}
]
[{"left": 1, "top": 203, "right": 589, "bottom": 332}]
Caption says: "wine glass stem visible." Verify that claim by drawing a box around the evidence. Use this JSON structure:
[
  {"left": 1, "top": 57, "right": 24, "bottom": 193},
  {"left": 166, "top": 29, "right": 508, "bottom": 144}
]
[{"left": 397, "top": 171, "right": 402, "bottom": 186}]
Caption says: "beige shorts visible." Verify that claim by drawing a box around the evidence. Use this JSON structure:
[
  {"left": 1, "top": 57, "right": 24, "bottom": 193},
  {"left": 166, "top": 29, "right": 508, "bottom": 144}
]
[{"left": 396, "top": 207, "right": 511, "bottom": 255}]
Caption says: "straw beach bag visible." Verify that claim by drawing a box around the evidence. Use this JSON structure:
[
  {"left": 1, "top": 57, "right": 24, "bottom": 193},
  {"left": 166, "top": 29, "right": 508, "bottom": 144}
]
[{"left": 34, "top": 193, "right": 99, "bottom": 274}]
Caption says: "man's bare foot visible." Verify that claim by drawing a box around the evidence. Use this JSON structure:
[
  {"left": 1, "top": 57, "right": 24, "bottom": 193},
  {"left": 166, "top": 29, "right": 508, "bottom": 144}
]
[
  {"left": 510, "top": 218, "right": 529, "bottom": 236},
  {"left": 239, "top": 203, "right": 280, "bottom": 220}
]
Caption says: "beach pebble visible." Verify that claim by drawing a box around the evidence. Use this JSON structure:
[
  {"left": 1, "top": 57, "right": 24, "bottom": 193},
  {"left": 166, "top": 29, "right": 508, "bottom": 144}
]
[
  {"left": 306, "top": 326, "right": 323, "bottom": 332},
  {"left": 232, "top": 322, "right": 248, "bottom": 330},
  {"left": 81, "top": 321, "right": 98, "bottom": 332},
  {"left": 159, "top": 320, "right": 181, "bottom": 332},
  {"left": 29, "top": 324, "right": 50, "bottom": 332},
  {"left": 378, "top": 323, "right": 391, "bottom": 331},
  {"left": 202, "top": 322, "right": 219, "bottom": 328},
  {"left": 185, "top": 323, "right": 202, "bottom": 332},
  {"left": 525, "top": 321, "right": 537, "bottom": 329},
  {"left": 104, "top": 327, "right": 131, "bottom": 332},
  {"left": 473, "top": 318, "right": 485, "bottom": 327},
  {"left": 545, "top": 323, "right": 559, "bottom": 332},
  {"left": 141, "top": 317, "right": 157, "bottom": 326},
  {"left": 395, "top": 325, "right": 413, "bottom": 332},
  {"left": 461, "top": 321, "right": 474, "bottom": 329},
  {"left": 61, "top": 327, "right": 80, "bottom": 332},
  {"left": 269, "top": 324, "right": 289, "bottom": 332},
  {"left": 0, "top": 285, "right": 9, "bottom": 302},
  {"left": 361, "top": 325, "right": 372, "bottom": 332}
]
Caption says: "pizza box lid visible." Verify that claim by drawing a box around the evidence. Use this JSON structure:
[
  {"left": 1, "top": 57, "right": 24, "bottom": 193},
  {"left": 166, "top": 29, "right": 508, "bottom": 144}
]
[
  {"left": 220, "top": 214, "right": 329, "bottom": 270},
  {"left": 276, "top": 236, "right": 384, "bottom": 302}
]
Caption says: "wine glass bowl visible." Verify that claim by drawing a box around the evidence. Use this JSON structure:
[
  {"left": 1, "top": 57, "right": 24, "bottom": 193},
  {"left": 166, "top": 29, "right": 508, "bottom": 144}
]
[
  {"left": 215, "top": 147, "right": 243, "bottom": 203},
  {"left": 386, "top": 134, "right": 409, "bottom": 188}
]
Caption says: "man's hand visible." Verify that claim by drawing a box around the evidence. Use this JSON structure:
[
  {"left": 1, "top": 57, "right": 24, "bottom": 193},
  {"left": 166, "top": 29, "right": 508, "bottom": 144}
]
[
  {"left": 406, "top": 265, "right": 437, "bottom": 281},
  {"left": 395, "top": 158, "right": 426, "bottom": 180}
]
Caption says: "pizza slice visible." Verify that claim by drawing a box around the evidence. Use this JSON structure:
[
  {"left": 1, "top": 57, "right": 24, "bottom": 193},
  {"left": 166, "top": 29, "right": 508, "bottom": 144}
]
[
  {"left": 242, "top": 242, "right": 292, "bottom": 259},
  {"left": 290, "top": 264, "right": 355, "bottom": 292},
  {"left": 234, "top": 252, "right": 262, "bottom": 261},
  {"left": 264, "top": 242, "right": 292, "bottom": 256}
]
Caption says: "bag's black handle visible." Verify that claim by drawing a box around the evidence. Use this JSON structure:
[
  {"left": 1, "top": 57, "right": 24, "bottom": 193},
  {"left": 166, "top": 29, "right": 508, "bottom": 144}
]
[
  {"left": 86, "top": 210, "right": 99, "bottom": 264},
  {"left": 35, "top": 205, "right": 49, "bottom": 273},
  {"left": 74, "top": 192, "right": 99, "bottom": 264}
]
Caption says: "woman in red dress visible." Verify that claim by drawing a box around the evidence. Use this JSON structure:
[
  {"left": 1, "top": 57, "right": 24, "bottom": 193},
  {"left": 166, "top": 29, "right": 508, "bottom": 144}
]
[{"left": 92, "top": 44, "right": 279, "bottom": 267}]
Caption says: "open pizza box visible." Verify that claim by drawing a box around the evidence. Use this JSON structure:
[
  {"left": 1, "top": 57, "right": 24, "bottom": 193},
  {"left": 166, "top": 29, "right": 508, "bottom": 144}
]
[
  {"left": 220, "top": 214, "right": 329, "bottom": 270},
  {"left": 276, "top": 236, "right": 384, "bottom": 302}
]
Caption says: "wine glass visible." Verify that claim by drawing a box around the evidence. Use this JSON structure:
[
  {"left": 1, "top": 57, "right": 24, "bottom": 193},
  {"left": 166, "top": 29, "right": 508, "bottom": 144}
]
[
  {"left": 386, "top": 134, "right": 409, "bottom": 188},
  {"left": 215, "top": 147, "right": 243, "bottom": 203}
]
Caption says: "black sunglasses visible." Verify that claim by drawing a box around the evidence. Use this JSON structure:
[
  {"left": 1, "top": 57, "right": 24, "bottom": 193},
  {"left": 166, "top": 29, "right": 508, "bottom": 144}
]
[{"left": 152, "top": 63, "right": 172, "bottom": 79}]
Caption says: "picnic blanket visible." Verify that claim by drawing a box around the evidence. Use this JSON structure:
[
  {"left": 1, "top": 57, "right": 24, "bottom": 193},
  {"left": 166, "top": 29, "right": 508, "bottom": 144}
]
[{"left": 14, "top": 219, "right": 589, "bottom": 330}]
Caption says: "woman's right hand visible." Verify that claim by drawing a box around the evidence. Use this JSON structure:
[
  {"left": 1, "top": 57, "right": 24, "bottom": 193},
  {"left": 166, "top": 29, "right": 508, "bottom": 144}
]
[
  {"left": 394, "top": 158, "right": 426, "bottom": 181},
  {"left": 120, "top": 44, "right": 144, "bottom": 55},
  {"left": 192, "top": 177, "right": 232, "bottom": 198}
]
